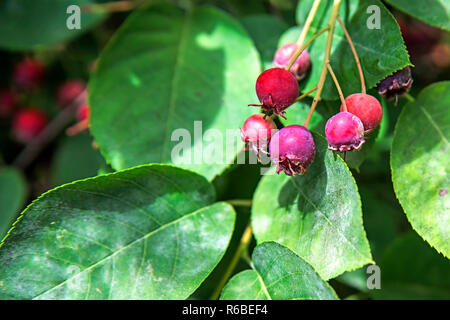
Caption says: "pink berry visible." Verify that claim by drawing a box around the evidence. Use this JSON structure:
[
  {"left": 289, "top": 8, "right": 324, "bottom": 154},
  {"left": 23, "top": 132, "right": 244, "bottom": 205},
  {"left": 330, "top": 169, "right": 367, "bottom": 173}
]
[
  {"left": 241, "top": 114, "right": 277, "bottom": 156},
  {"left": 340, "top": 93, "right": 382, "bottom": 133},
  {"left": 269, "top": 125, "right": 315, "bottom": 176},
  {"left": 0, "top": 90, "right": 16, "bottom": 117},
  {"left": 325, "top": 111, "right": 365, "bottom": 152},
  {"left": 273, "top": 43, "right": 311, "bottom": 80},
  {"left": 250, "top": 68, "right": 299, "bottom": 118},
  {"left": 77, "top": 105, "right": 90, "bottom": 122},
  {"left": 12, "top": 108, "right": 48, "bottom": 143},
  {"left": 13, "top": 58, "right": 45, "bottom": 90},
  {"left": 56, "top": 80, "right": 86, "bottom": 108}
]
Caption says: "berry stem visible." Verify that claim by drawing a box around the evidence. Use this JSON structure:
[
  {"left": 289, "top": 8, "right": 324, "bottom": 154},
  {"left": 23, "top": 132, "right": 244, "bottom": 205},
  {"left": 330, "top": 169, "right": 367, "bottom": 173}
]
[
  {"left": 326, "top": 63, "right": 347, "bottom": 111},
  {"left": 304, "top": 0, "right": 341, "bottom": 128},
  {"left": 296, "top": 0, "right": 322, "bottom": 48},
  {"left": 404, "top": 93, "right": 415, "bottom": 102},
  {"left": 295, "top": 86, "right": 318, "bottom": 102},
  {"left": 337, "top": 16, "right": 366, "bottom": 94},
  {"left": 287, "top": 26, "right": 329, "bottom": 71},
  {"left": 209, "top": 223, "right": 253, "bottom": 300}
]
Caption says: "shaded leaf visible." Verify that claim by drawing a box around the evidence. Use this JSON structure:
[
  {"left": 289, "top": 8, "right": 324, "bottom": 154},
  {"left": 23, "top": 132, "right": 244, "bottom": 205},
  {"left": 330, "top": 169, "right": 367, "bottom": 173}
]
[
  {"left": 240, "top": 14, "right": 288, "bottom": 70},
  {"left": 220, "top": 242, "right": 338, "bottom": 300},
  {"left": 385, "top": 0, "right": 450, "bottom": 31},
  {"left": 391, "top": 81, "right": 450, "bottom": 258},
  {"left": 0, "top": 164, "right": 235, "bottom": 299},
  {"left": 89, "top": 4, "right": 260, "bottom": 180},
  {"left": 0, "top": 0, "right": 105, "bottom": 50},
  {"left": 51, "top": 134, "right": 104, "bottom": 186},
  {"left": 372, "top": 232, "right": 450, "bottom": 299},
  {"left": 251, "top": 133, "right": 373, "bottom": 280},
  {"left": 0, "top": 167, "right": 27, "bottom": 239}
]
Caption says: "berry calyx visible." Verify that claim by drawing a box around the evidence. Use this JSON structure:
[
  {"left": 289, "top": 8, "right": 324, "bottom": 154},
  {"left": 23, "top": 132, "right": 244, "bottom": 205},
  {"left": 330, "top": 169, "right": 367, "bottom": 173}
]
[
  {"left": 12, "top": 108, "right": 48, "bottom": 143},
  {"left": 273, "top": 43, "right": 311, "bottom": 80},
  {"left": 376, "top": 66, "right": 413, "bottom": 100},
  {"left": 325, "top": 111, "right": 365, "bottom": 152},
  {"left": 241, "top": 114, "right": 277, "bottom": 156},
  {"left": 249, "top": 68, "right": 299, "bottom": 119},
  {"left": 269, "top": 125, "right": 315, "bottom": 176},
  {"left": 340, "top": 93, "right": 382, "bottom": 133},
  {"left": 13, "top": 58, "right": 45, "bottom": 90},
  {"left": 0, "top": 90, "right": 16, "bottom": 117},
  {"left": 56, "top": 80, "right": 86, "bottom": 107}
]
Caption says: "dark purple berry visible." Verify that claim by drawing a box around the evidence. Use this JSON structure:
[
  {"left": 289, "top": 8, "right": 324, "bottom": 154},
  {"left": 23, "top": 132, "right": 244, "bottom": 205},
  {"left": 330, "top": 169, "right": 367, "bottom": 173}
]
[
  {"left": 325, "top": 112, "right": 365, "bottom": 152},
  {"left": 249, "top": 68, "right": 299, "bottom": 119},
  {"left": 376, "top": 66, "right": 413, "bottom": 100},
  {"left": 269, "top": 125, "right": 315, "bottom": 176}
]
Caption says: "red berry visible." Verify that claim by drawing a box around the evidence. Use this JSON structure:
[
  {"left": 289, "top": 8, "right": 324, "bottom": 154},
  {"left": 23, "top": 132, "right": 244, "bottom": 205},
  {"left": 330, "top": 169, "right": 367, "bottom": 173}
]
[
  {"left": 77, "top": 105, "right": 90, "bottom": 122},
  {"left": 250, "top": 68, "right": 299, "bottom": 118},
  {"left": 325, "top": 111, "right": 365, "bottom": 152},
  {"left": 56, "top": 80, "right": 86, "bottom": 107},
  {"left": 241, "top": 114, "right": 277, "bottom": 156},
  {"left": 273, "top": 43, "right": 311, "bottom": 80},
  {"left": 13, "top": 58, "right": 45, "bottom": 90},
  {"left": 12, "top": 108, "right": 48, "bottom": 143},
  {"left": 0, "top": 90, "right": 16, "bottom": 117},
  {"left": 269, "top": 125, "right": 315, "bottom": 176},
  {"left": 340, "top": 93, "right": 382, "bottom": 133}
]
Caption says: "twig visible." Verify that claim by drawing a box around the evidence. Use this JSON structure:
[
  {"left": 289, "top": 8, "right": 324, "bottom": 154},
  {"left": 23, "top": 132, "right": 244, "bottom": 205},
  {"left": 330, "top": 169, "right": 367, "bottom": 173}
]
[
  {"left": 13, "top": 91, "right": 87, "bottom": 169},
  {"left": 296, "top": 0, "right": 322, "bottom": 48},
  {"left": 337, "top": 16, "right": 366, "bottom": 93},
  {"left": 82, "top": 0, "right": 147, "bottom": 13},
  {"left": 226, "top": 199, "right": 252, "bottom": 207},
  {"left": 304, "top": 0, "right": 341, "bottom": 128},
  {"left": 287, "top": 26, "right": 329, "bottom": 70},
  {"left": 295, "top": 86, "right": 318, "bottom": 102},
  {"left": 326, "top": 63, "right": 347, "bottom": 110}
]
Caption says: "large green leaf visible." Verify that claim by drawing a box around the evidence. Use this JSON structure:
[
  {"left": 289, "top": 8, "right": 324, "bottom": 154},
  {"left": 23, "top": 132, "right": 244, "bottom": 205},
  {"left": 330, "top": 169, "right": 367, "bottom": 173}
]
[
  {"left": 286, "top": 0, "right": 411, "bottom": 100},
  {"left": 0, "top": 164, "right": 236, "bottom": 299},
  {"left": 240, "top": 14, "right": 288, "bottom": 70},
  {"left": 373, "top": 232, "right": 450, "bottom": 299},
  {"left": 385, "top": 0, "right": 450, "bottom": 31},
  {"left": 89, "top": 4, "right": 260, "bottom": 180},
  {"left": 391, "top": 81, "right": 450, "bottom": 258},
  {"left": 0, "top": 0, "right": 105, "bottom": 50},
  {"left": 251, "top": 133, "right": 373, "bottom": 280},
  {"left": 220, "top": 242, "right": 338, "bottom": 300},
  {"left": 0, "top": 167, "right": 27, "bottom": 239}
]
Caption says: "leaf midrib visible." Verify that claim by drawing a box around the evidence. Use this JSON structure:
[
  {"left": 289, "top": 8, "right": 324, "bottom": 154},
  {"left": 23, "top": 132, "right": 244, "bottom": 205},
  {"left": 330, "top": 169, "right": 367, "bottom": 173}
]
[{"left": 33, "top": 203, "right": 213, "bottom": 299}]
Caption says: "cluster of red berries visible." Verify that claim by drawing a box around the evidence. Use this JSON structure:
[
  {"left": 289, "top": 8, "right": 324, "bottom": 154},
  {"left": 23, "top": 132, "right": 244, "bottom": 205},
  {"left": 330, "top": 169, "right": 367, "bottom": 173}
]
[
  {"left": 241, "top": 42, "right": 385, "bottom": 176},
  {"left": 0, "top": 58, "right": 89, "bottom": 144}
]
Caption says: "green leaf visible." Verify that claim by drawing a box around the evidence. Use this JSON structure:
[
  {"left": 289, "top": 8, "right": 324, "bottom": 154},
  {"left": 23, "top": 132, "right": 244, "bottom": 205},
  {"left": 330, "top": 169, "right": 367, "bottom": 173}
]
[
  {"left": 0, "top": 0, "right": 105, "bottom": 50},
  {"left": 89, "top": 4, "right": 261, "bottom": 180},
  {"left": 0, "top": 167, "right": 27, "bottom": 239},
  {"left": 384, "top": 0, "right": 450, "bottom": 31},
  {"left": 240, "top": 14, "right": 288, "bottom": 70},
  {"left": 391, "top": 81, "right": 450, "bottom": 258},
  {"left": 372, "top": 232, "right": 450, "bottom": 299},
  {"left": 220, "top": 242, "right": 338, "bottom": 300},
  {"left": 0, "top": 164, "right": 236, "bottom": 299},
  {"left": 51, "top": 134, "right": 105, "bottom": 186},
  {"left": 251, "top": 133, "right": 373, "bottom": 280},
  {"left": 289, "top": 0, "right": 411, "bottom": 100},
  {"left": 281, "top": 99, "right": 326, "bottom": 133}
]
